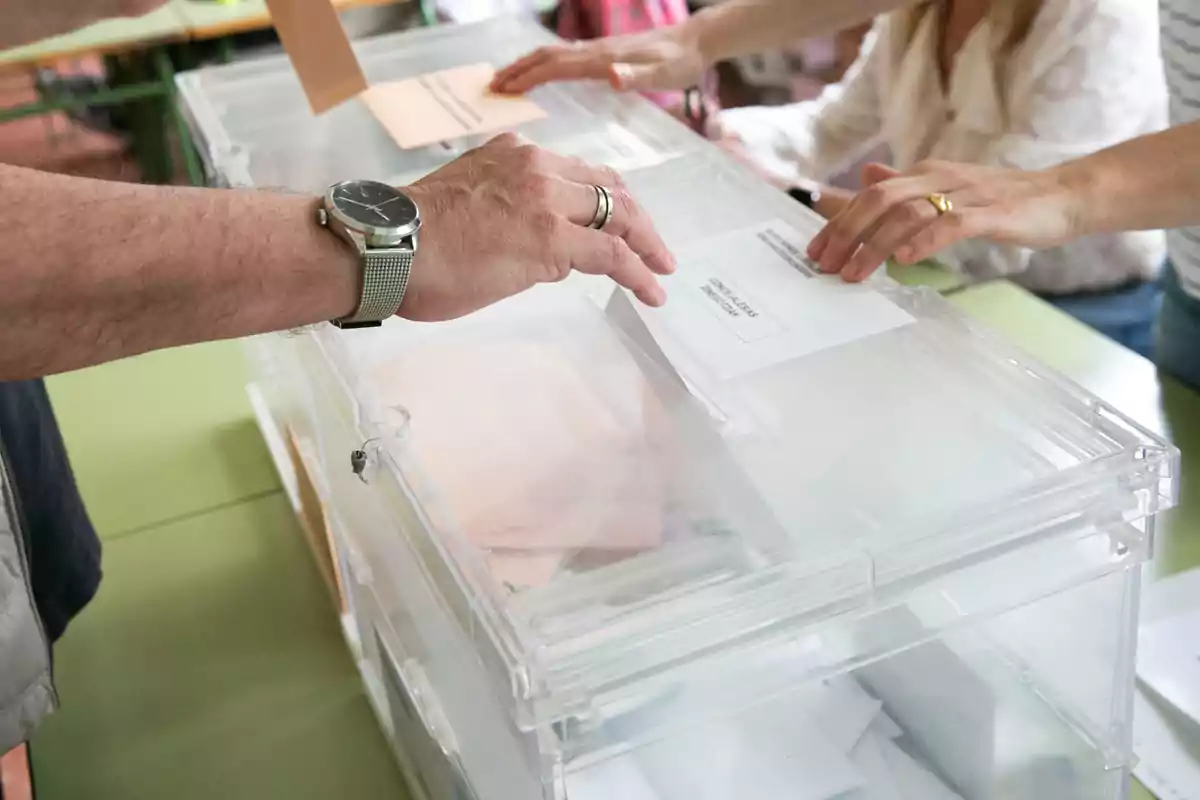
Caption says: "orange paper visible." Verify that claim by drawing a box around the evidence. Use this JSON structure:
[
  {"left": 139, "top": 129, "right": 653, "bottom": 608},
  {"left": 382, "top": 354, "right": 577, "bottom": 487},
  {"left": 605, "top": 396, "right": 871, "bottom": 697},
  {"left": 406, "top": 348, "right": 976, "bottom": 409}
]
[
  {"left": 285, "top": 427, "right": 349, "bottom": 613},
  {"left": 369, "top": 339, "right": 666, "bottom": 555},
  {"left": 361, "top": 63, "right": 547, "bottom": 149},
  {"left": 265, "top": 0, "right": 367, "bottom": 114}
]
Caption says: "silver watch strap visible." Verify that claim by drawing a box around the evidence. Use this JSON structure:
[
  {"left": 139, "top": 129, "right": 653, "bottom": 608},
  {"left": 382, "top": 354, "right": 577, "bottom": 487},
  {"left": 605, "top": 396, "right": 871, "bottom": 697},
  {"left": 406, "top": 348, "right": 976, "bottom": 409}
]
[{"left": 337, "top": 248, "right": 414, "bottom": 327}]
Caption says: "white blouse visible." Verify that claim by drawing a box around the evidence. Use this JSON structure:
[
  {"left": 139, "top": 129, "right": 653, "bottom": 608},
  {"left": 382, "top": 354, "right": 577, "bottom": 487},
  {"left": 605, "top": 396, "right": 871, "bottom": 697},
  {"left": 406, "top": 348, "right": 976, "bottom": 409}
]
[{"left": 720, "top": 0, "right": 1169, "bottom": 294}]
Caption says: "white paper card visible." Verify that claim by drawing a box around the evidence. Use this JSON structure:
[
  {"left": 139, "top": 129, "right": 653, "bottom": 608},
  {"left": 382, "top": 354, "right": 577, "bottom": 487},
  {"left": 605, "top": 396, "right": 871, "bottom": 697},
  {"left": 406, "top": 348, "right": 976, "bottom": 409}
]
[
  {"left": 808, "top": 676, "right": 885, "bottom": 754},
  {"left": 632, "top": 221, "right": 915, "bottom": 382},
  {"left": 850, "top": 733, "right": 905, "bottom": 800},
  {"left": 634, "top": 701, "right": 864, "bottom": 800},
  {"left": 875, "top": 736, "right": 964, "bottom": 800},
  {"left": 873, "top": 711, "right": 904, "bottom": 740},
  {"left": 1133, "top": 687, "right": 1200, "bottom": 800},
  {"left": 1138, "top": 608, "right": 1200, "bottom": 728},
  {"left": 1134, "top": 569, "right": 1200, "bottom": 800},
  {"left": 566, "top": 754, "right": 661, "bottom": 800}
]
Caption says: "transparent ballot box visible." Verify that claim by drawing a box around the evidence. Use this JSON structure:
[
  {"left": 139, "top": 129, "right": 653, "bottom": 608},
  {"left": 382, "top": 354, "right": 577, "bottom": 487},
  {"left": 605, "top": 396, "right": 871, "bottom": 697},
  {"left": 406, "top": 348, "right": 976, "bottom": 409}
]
[
  {"left": 178, "top": 18, "right": 1177, "bottom": 800},
  {"left": 175, "top": 16, "right": 701, "bottom": 191}
]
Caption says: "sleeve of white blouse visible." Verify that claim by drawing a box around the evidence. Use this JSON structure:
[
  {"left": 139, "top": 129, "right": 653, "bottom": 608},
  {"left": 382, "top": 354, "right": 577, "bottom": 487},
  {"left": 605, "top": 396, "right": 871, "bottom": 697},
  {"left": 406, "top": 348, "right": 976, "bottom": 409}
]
[
  {"left": 937, "top": 0, "right": 1168, "bottom": 279},
  {"left": 716, "top": 20, "right": 888, "bottom": 184}
]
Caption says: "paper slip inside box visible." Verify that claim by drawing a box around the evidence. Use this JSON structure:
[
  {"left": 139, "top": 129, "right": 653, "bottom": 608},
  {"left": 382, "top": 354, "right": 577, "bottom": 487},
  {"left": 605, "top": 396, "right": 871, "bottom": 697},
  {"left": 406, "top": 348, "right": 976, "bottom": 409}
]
[
  {"left": 1134, "top": 567, "right": 1200, "bottom": 800},
  {"left": 626, "top": 220, "right": 915, "bottom": 384},
  {"left": 1138, "top": 607, "right": 1200, "bottom": 730},
  {"left": 1134, "top": 687, "right": 1200, "bottom": 800},
  {"left": 362, "top": 63, "right": 547, "bottom": 150}
]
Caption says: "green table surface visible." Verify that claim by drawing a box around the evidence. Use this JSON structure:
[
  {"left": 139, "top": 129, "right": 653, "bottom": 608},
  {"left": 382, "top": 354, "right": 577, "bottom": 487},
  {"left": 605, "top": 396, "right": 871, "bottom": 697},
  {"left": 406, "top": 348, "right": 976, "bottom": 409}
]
[
  {"left": 174, "top": 0, "right": 407, "bottom": 40},
  {"left": 31, "top": 493, "right": 406, "bottom": 800},
  {"left": 29, "top": 278, "right": 1199, "bottom": 800},
  {"left": 47, "top": 340, "right": 279, "bottom": 539},
  {"left": 948, "top": 281, "right": 1200, "bottom": 580},
  {"left": 888, "top": 259, "right": 970, "bottom": 293}
]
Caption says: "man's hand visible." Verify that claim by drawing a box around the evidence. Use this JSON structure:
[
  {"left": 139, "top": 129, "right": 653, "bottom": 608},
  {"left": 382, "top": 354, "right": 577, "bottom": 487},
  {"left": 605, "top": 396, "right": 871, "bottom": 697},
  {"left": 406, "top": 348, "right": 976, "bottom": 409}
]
[
  {"left": 491, "top": 25, "right": 708, "bottom": 96},
  {"left": 807, "top": 161, "right": 1084, "bottom": 282},
  {"left": 399, "top": 134, "right": 675, "bottom": 322}
]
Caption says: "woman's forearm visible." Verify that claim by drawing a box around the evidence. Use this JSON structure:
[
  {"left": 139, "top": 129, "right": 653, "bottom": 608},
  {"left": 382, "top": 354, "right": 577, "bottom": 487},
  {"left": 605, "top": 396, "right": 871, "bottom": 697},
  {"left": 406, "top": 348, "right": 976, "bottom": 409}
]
[
  {"left": 1057, "top": 120, "right": 1200, "bottom": 237},
  {"left": 690, "top": 0, "right": 912, "bottom": 65}
]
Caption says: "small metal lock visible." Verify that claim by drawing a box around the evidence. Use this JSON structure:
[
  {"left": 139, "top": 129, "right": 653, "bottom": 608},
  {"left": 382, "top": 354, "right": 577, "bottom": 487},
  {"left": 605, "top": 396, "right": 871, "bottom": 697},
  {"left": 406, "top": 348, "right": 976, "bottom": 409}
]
[{"left": 350, "top": 438, "right": 379, "bottom": 484}]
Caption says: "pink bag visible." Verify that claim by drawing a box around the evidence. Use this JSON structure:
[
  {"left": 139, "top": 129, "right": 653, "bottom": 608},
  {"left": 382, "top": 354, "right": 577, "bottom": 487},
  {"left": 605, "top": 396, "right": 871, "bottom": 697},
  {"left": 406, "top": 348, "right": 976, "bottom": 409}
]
[{"left": 555, "top": 0, "right": 693, "bottom": 109}]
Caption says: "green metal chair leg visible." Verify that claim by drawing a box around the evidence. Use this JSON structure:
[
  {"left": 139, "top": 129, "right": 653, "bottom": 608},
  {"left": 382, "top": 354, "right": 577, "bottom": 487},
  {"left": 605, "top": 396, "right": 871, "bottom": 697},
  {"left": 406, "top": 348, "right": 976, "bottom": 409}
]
[
  {"left": 418, "top": 0, "right": 438, "bottom": 26},
  {"left": 153, "top": 48, "right": 205, "bottom": 186},
  {"left": 216, "top": 37, "right": 237, "bottom": 64},
  {"left": 118, "top": 50, "right": 173, "bottom": 184}
]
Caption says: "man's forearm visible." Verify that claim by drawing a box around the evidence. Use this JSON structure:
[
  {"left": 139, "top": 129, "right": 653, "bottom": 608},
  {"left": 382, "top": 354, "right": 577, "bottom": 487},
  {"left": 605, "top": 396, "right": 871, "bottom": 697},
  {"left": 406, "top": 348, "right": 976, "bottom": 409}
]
[
  {"left": 1058, "top": 120, "right": 1200, "bottom": 237},
  {"left": 689, "top": 0, "right": 912, "bottom": 65},
  {"left": 1, "top": 165, "right": 357, "bottom": 380}
]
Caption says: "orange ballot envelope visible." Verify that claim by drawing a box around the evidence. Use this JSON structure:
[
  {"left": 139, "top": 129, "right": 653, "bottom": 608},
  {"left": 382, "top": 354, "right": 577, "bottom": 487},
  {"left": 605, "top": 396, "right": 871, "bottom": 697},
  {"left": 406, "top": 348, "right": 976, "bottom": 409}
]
[
  {"left": 263, "top": 0, "right": 367, "bottom": 114},
  {"left": 361, "top": 63, "right": 547, "bottom": 149}
]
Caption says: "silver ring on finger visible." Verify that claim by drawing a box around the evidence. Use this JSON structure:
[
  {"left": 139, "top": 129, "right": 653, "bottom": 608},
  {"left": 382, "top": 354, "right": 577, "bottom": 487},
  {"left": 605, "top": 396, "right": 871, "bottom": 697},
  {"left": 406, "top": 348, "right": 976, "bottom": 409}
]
[{"left": 589, "top": 184, "right": 613, "bottom": 231}]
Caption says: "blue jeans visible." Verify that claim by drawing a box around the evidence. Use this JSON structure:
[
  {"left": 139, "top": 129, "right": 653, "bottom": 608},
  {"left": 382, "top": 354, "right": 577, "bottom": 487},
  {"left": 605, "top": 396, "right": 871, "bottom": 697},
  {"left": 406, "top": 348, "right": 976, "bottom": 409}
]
[
  {"left": 1157, "top": 263, "right": 1200, "bottom": 390},
  {"left": 1042, "top": 280, "right": 1163, "bottom": 360}
]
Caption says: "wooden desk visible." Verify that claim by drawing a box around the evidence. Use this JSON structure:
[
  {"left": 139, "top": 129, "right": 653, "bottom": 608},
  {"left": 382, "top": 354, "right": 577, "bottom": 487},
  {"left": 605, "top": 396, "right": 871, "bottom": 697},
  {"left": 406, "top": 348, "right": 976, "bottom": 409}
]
[
  {"left": 0, "top": 0, "right": 432, "bottom": 183},
  {"left": 0, "top": 5, "right": 187, "bottom": 69},
  {"left": 0, "top": 5, "right": 203, "bottom": 184},
  {"left": 174, "top": 0, "right": 428, "bottom": 41}
]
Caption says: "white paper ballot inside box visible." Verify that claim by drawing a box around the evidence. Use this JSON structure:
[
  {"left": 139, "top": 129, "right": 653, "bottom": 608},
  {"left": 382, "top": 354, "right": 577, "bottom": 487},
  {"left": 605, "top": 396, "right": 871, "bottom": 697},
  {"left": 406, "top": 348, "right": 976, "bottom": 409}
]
[
  {"left": 1139, "top": 607, "right": 1200, "bottom": 728},
  {"left": 609, "top": 220, "right": 915, "bottom": 389},
  {"left": 564, "top": 673, "right": 963, "bottom": 800},
  {"left": 1134, "top": 568, "right": 1200, "bottom": 800}
]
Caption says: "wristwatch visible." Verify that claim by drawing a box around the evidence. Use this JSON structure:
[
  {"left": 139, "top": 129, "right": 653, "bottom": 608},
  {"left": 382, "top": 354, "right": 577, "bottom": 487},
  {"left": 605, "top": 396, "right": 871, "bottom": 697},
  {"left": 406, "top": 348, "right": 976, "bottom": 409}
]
[
  {"left": 787, "top": 185, "right": 821, "bottom": 211},
  {"left": 318, "top": 180, "right": 421, "bottom": 329}
]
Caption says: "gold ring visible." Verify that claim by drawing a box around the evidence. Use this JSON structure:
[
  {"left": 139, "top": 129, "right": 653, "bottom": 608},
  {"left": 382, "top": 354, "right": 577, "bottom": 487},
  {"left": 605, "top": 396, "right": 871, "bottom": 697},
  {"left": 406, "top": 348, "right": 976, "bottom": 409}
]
[{"left": 927, "top": 193, "right": 953, "bottom": 216}]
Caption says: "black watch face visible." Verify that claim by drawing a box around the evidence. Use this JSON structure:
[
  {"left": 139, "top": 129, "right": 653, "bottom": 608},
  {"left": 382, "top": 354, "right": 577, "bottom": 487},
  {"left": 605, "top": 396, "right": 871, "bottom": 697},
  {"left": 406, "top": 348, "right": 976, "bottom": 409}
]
[{"left": 330, "top": 180, "right": 418, "bottom": 229}]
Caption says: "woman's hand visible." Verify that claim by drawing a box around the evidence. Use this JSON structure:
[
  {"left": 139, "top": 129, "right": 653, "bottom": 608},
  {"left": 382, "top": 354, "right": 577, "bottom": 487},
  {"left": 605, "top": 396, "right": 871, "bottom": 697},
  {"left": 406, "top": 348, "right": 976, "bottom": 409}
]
[
  {"left": 491, "top": 25, "right": 708, "bottom": 96},
  {"left": 807, "top": 162, "right": 1085, "bottom": 282}
]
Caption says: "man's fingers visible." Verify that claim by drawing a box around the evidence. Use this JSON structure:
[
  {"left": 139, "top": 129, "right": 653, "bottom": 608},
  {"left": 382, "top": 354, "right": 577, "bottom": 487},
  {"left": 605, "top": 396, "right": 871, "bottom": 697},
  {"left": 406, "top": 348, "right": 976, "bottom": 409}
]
[
  {"left": 596, "top": 185, "right": 676, "bottom": 276},
  {"left": 560, "top": 224, "right": 667, "bottom": 307},
  {"left": 552, "top": 178, "right": 676, "bottom": 277},
  {"left": 532, "top": 151, "right": 673, "bottom": 278},
  {"left": 556, "top": 178, "right": 611, "bottom": 227}
]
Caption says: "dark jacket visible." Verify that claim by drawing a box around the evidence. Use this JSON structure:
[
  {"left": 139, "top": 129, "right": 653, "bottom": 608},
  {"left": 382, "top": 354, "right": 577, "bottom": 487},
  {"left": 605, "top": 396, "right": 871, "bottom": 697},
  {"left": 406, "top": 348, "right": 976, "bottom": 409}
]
[{"left": 0, "top": 379, "right": 102, "bottom": 641}]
